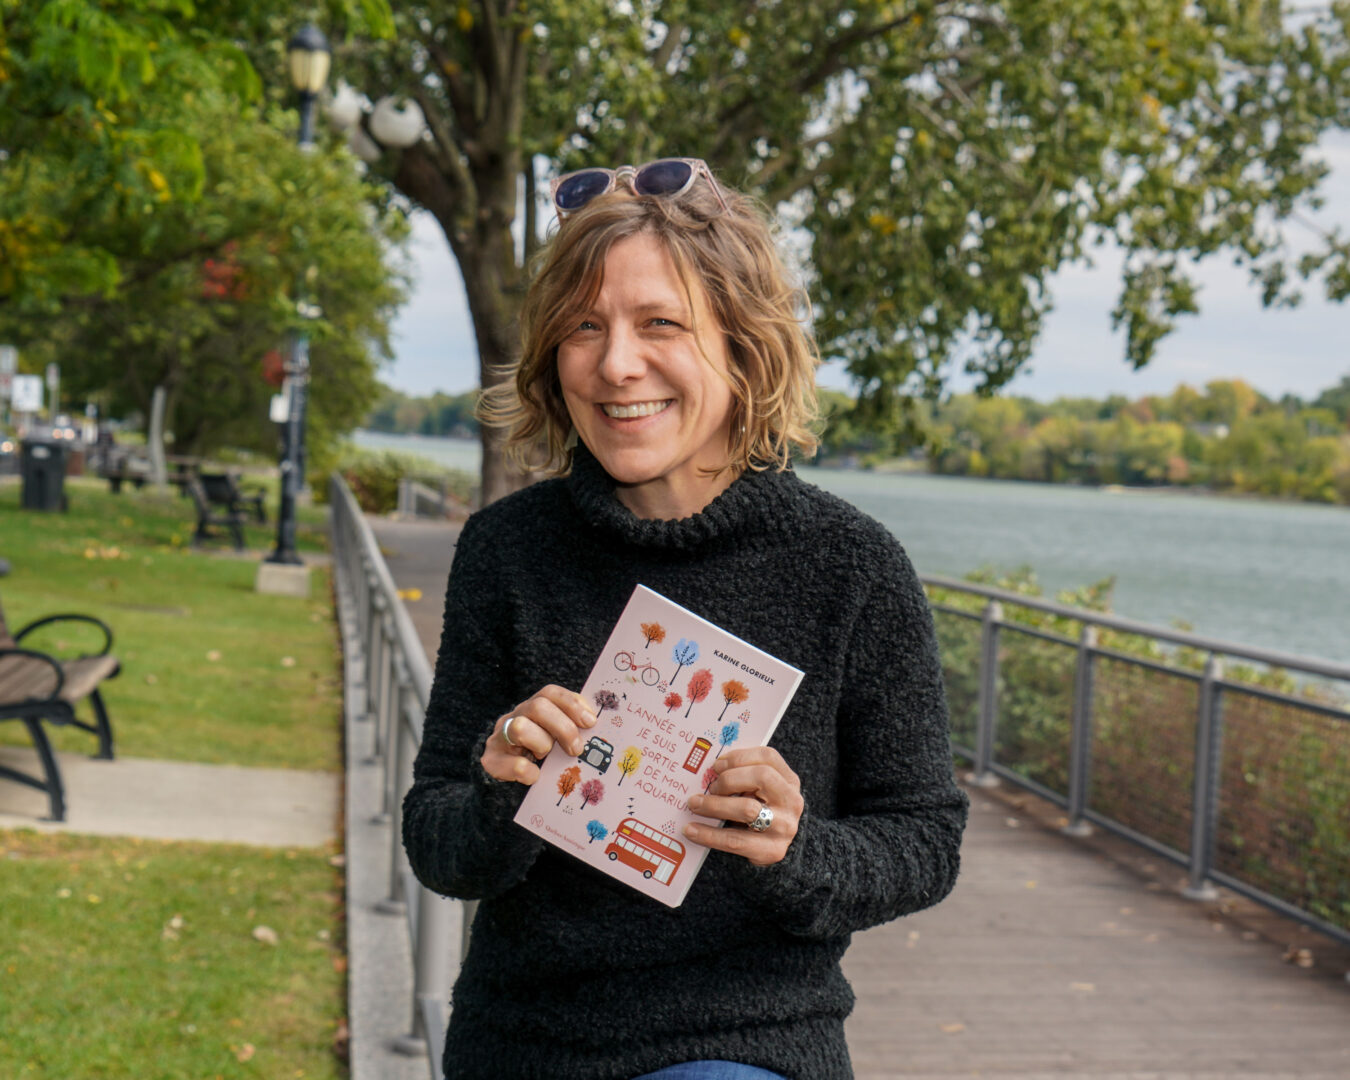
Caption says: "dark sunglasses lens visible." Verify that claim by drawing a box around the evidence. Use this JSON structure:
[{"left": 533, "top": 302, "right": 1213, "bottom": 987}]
[
  {"left": 555, "top": 171, "right": 613, "bottom": 211},
  {"left": 634, "top": 159, "right": 694, "bottom": 197}
]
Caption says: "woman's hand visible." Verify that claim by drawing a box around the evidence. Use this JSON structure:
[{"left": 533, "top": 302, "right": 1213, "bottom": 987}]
[
  {"left": 480, "top": 685, "right": 598, "bottom": 785},
  {"left": 683, "top": 747, "right": 803, "bottom": 866}
]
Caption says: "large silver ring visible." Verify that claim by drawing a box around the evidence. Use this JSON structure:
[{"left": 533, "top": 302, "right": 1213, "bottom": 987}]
[
  {"left": 501, "top": 716, "right": 520, "bottom": 747},
  {"left": 749, "top": 805, "right": 774, "bottom": 833}
]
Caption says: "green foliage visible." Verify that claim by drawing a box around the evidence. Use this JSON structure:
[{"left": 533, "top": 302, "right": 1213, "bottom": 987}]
[
  {"left": 2, "top": 1, "right": 407, "bottom": 467},
  {"left": 928, "top": 566, "right": 1350, "bottom": 932},
  {"left": 320, "top": 445, "right": 475, "bottom": 513},
  {"left": 364, "top": 385, "right": 480, "bottom": 437},
  {"left": 0, "top": 830, "right": 345, "bottom": 1079},
  {"left": 810, "top": 375, "right": 1350, "bottom": 504},
  {"left": 338, "top": 1, "right": 1350, "bottom": 468}
]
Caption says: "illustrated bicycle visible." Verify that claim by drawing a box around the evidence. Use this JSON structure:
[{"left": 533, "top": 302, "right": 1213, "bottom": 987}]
[{"left": 614, "top": 651, "right": 662, "bottom": 686}]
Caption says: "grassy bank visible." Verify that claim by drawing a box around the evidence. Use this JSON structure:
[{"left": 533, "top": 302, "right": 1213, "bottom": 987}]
[
  {"left": 0, "top": 830, "right": 346, "bottom": 1079},
  {"left": 0, "top": 476, "right": 348, "bottom": 1078},
  {"left": 0, "top": 478, "right": 338, "bottom": 769}
]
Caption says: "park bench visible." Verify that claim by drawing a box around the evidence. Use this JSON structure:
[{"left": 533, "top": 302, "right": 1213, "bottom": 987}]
[
  {"left": 0, "top": 601, "right": 120, "bottom": 821},
  {"left": 99, "top": 449, "right": 198, "bottom": 494},
  {"left": 199, "top": 471, "right": 267, "bottom": 524},
  {"left": 186, "top": 475, "right": 248, "bottom": 550}
]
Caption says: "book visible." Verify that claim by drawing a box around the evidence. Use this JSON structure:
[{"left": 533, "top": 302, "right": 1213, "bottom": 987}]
[{"left": 512, "top": 584, "right": 805, "bottom": 908}]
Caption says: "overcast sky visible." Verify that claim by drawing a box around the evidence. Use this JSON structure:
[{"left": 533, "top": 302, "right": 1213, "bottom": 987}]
[{"left": 384, "top": 134, "right": 1350, "bottom": 406}]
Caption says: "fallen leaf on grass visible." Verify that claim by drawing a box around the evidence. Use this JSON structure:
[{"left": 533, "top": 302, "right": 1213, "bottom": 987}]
[
  {"left": 233, "top": 1043, "right": 255, "bottom": 1063},
  {"left": 332, "top": 955, "right": 348, "bottom": 973},
  {"left": 280, "top": 656, "right": 296, "bottom": 667},
  {"left": 144, "top": 674, "right": 158, "bottom": 685},
  {"left": 252, "top": 925, "right": 279, "bottom": 946},
  {"left": 206, "top": 650, "right": 222, "bottom": 661}
]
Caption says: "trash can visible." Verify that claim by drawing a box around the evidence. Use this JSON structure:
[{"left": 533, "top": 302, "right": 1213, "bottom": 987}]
[{"left": 20, "top": 435, "right": 68, "bottom": 512}]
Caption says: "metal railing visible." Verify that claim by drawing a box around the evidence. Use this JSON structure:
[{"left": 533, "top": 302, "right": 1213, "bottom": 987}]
[
  {"left": 923, "top": 574, "right": 1350, "bottom": 947},
  {"left": 330, "top": 474, "right": 469, "bottom": 1080}
]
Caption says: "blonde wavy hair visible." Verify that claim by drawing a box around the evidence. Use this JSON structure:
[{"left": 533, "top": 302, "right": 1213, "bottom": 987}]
[{"left": 478, "top": 170, "right": 821, "bottom": 476}]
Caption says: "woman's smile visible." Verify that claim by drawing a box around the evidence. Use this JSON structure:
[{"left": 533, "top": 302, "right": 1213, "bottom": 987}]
[{"left": 599, "top": 399, "right": 674, "bottom": 420}]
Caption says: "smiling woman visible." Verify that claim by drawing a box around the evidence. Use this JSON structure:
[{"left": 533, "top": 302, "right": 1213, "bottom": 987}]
[{"left": 403, "top": 161, "right": 968, "bottom": 1080}]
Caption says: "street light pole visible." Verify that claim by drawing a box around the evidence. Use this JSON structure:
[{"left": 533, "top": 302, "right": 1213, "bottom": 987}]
[{"left": 266, "top": 23, "right": 331, "bottom": 567}]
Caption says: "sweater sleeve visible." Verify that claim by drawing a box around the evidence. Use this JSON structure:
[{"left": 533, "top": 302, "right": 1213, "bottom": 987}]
[
  {"left": 725, "top": 536, "right": 969, "bottom": 939},
  {"left": 401, "top": 516, "right": 545, "bottom": 900}
]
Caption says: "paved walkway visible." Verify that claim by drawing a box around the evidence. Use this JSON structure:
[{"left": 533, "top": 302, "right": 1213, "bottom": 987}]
[
  {"left": 368, "top": 513, "right": 1350, "bottom": 1080},
  {"left": 0, "top": 747, "right": 339, "bottom": 847}
]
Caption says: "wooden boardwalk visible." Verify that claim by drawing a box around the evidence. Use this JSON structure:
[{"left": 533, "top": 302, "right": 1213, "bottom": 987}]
[{"left": 371, "top": 515, "right": 1350, "bottom": 1080}]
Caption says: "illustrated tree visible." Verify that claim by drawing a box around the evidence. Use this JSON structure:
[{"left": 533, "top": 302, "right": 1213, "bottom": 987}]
[
  {"left": 319, "top": 2, "right": 1350, "bottom": 498},
  {"left": 593, "top": 689, "right": 619, "bottom": 718},
  {"left": 701, "top": 766, "right": 718, "bottom": 794},
  {"left": 663, "top": 692, "right": 683, "bottom": 714},
  {"left": 717, "top": 722, "right": 741, "bottom": 759},
  {"left": 586, "top": 819, "right": 609, "bottom": 844},
  {"left": 670, "top": 640, "right": 700, "bottom": 687},
  {"left": 640, "top": 622, "right": 666, "bottom": 649},
  {"left": 617, "top": 746, "right": 642, "bottom": 786},
  {"left": 716, "top": 680, "right": 750, "bottom": 724},
  {"left": 556, "top": 765, "right": 581, "bottom": 806},
  {"left": 684, "top": 670, "right": 714, "bottom": 718},
  {"left": 579, "top": 779, "right": 605, "bottom": 810}
]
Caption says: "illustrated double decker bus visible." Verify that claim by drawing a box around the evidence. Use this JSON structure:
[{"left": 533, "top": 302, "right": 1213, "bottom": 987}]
[{"left": 603, "top": 817, "right": 686, "bottom": 885}]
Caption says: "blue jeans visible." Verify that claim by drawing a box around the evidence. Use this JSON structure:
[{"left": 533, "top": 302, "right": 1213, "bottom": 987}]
[{"left": 633, "top": 1063, "right": 789, "bottom": 1080}]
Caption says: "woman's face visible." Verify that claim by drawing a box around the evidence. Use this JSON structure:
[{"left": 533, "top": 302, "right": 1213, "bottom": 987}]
[{"left": 557, "top": 231, "right": 737, "bottom": 520}]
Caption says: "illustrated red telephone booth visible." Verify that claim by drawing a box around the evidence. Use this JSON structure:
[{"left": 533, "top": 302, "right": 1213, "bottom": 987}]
[{"left": 683, "top": 737, "right": 712, "bottom": 773}]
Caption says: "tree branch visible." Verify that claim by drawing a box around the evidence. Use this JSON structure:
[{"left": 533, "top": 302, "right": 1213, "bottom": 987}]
[
  {"left": 411, "top": 86, "right": 474, "bottom": 206},
  {"left": 425, "top": 36, "right": 481, "bottom": 138},
  {"left": 651, "top": 21, "right": 686, "bottom": 73}
]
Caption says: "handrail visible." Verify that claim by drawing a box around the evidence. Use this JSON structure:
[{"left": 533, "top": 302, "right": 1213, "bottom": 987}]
[
  {"left": 922, "top": 574, "right": 1350, "bottom": 949},
  {"left": 923, "top": 574, "right": 1350, "bottom": 681},
  {"left": 329, "top": 474, "right": 456, "bottom": 1080}
]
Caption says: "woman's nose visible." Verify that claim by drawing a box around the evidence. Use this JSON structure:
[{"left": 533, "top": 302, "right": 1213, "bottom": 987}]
[{"left": 597, "top": 329, "right": 646, "bottom": 384}]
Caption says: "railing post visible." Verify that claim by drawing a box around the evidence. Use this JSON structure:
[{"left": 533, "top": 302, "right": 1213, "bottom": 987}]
[
  {"left": 970, "top": 600, "right": 1002, "bottom": 788},
  {"left": 1184, "top": 653, "right": 1224, "bottom": 901},
  {"left": 363, "top": 586, "right": 386, "bottom": 738},
  {"left": 1063, "top": 624, "right": 1098, "bottom": 837},
  {"left": 390, "top": 883, "right": 456, "bottom": 1059},
  {"left": 370, "top": 613, "right": 397, "bottom": 821},
  {"left": 376, "top": 680, "right": 415, "bottom": 916}
]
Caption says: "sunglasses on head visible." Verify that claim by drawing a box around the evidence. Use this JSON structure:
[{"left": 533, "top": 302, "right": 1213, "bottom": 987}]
[{"left": 550, "top": 158, "right": 729, "bottom": 216}]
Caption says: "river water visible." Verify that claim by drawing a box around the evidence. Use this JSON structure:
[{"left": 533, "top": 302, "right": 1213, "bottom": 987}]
[{"left": 351, "top": 430, "right": 1349, "bottom": 665}]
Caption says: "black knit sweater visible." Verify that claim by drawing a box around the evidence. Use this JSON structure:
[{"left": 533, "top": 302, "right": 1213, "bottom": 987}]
[{"left": 403, "top": 446, "right": 969, "bottom": 1080}]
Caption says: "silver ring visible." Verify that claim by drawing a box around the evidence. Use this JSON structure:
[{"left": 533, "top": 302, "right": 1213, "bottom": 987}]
[
  {"left": 501, "top": 716, "right": 520, "bottom": 747},
  {"left": 749, "top": 805, "right": 774, "bottom": 833}
]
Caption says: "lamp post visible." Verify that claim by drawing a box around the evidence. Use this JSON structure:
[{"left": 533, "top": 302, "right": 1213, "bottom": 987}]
[{"left": 266, "top": 24, "right": 331, "bottom": 567}]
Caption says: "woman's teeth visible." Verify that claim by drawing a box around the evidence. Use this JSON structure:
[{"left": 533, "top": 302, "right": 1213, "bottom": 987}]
[{"left": 602, "top": 400, "right": 672, "bottom": 419}]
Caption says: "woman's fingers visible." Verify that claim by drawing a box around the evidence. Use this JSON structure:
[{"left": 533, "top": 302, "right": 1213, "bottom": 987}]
[
  {"left": 480, "top": 685, "right": 599, "bottom": 784},
  {"left": 683, "top": 747, "right": 804, "bottom": 866}
]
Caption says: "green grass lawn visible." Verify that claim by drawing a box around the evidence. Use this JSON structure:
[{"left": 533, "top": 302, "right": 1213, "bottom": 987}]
[
  {"left": 0, "top": 475, "right": 350, "bottom": 1078},
  {"left": 0, "top": 830, "right": 346, "bottom": 1080},
  {"left": 0, "top": 477, "right": 339, "bottom": 770}
]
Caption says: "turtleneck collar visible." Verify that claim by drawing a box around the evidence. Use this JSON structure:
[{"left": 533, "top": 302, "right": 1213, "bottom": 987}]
[{"left": 564, "top": 442, "right": 802, "bottom": 552}]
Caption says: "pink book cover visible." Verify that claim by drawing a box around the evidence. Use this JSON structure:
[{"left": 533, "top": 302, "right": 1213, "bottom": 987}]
[{"left": 512, "top": 584, "right": 804, "bottom": 908}]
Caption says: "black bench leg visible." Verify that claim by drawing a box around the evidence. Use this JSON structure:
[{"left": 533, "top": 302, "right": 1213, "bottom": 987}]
[
  {"left": 88, "top": 689, "right": 115, "bottom": 759},
  {"left": 229, "top": 520, "right": 245, "bottom": 550},
  {"left": 23, "top": 718, "right": 66, "bottom": 822}
]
